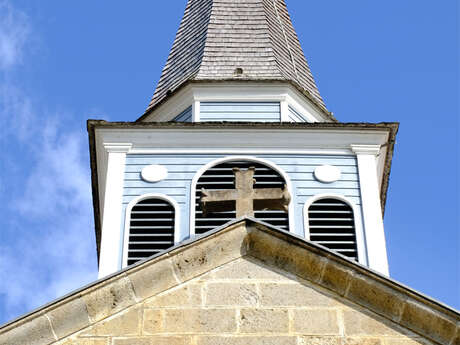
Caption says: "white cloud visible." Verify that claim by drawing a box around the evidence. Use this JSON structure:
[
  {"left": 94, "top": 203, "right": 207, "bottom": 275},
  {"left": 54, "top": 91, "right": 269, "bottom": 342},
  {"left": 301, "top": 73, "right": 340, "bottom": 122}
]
[
  {"left": 0, "top": 83, "right": 36, "bottom": 142},
  {"left": 0, "top": 0, "right": 97, "bottom": 323},
  {"left": 0, "top": 0, "right": 29, "bottom": 70},
  {"left": 0, "top": 111, "right": 98, "bottom": 322},
  {"left": 17, "top": 120, "right": 91, "bottom": 217}
]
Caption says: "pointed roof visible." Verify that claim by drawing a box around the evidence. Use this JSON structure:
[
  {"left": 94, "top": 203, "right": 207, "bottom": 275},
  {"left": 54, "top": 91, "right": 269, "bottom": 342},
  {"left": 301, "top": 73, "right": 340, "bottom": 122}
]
[
  {"left": 143, "top": 0, "right": 328, "bottom": 118},
  {"left": 1, "top": 218, "right": 458, "bottom": 345}
]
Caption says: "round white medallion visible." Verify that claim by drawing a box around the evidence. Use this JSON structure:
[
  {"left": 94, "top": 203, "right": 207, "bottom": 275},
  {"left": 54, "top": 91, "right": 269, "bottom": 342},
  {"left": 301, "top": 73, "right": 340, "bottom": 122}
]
[
  {"left": 314, "top": 165, "right": 341, "bottom": 183},
  {"left": 141, "top": 165, "right": 168, "bottom": 183}
]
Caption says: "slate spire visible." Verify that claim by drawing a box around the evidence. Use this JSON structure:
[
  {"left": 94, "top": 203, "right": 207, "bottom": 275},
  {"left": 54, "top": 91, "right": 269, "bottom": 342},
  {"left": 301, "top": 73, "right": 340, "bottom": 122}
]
[{"left": 145, "top": 0, "right": 326, "bottom": 115}]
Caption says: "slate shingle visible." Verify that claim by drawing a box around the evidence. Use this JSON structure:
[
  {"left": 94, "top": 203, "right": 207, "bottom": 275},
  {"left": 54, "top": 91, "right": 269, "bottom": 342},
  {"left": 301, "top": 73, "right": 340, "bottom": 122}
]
[{"left": 145, "top": 0, "right": 327, "bottom": 115}]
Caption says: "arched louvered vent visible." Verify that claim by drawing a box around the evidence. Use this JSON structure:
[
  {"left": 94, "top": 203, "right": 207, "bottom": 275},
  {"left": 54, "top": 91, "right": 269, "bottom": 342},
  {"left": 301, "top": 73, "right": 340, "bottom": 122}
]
[
  {"left": 308, "top": 198, "right": 358, "bottom": 260},
  {"left": 195, "top": 161, "right": 289, "bottom": 234},
  {"left": 127, "top": 198, "right": 175, "bottom": 266}
]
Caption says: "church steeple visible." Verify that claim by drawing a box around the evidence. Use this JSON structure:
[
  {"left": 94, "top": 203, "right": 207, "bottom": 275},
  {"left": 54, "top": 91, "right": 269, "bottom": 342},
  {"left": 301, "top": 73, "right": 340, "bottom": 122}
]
[
  {"left": 142, "top": 0, "right": 330, "bottom": 120},
  {"left": 88, "top": 0, "right": 397, "bottom": 280}
]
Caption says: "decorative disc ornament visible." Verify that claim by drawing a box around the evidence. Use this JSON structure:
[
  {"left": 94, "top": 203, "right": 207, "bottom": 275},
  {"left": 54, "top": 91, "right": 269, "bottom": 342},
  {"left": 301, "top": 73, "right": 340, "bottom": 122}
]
[
  {"left": 141, "top": 165, "right": 168, "bottom": 183},
  {"left": 314, "top": 165, "right": 341, "bottom": 183}
]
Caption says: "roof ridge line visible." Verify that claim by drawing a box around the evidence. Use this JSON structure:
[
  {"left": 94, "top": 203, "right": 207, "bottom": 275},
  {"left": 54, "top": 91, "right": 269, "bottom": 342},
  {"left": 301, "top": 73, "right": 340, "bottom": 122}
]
[
  {"left": 261, "top": 0, "right": 285, "bottom": 80},
  {"left": 271, "top": 0, "right": 300, "bottom": 82},
  {"left": 194, "top": 0, "right": 214, "bottom": 79}
]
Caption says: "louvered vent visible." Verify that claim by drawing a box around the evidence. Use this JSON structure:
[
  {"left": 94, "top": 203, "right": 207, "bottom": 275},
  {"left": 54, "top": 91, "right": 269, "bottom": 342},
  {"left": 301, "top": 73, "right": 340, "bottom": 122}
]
[
  {"left": 127, "top": 198, "right": 175, "bottom": 266},
  {"left": 308, "top": 198, "right": 358, "bottom": 260},
  {"left": 195, "top": 161, "right": 289, "bottom": 234}
]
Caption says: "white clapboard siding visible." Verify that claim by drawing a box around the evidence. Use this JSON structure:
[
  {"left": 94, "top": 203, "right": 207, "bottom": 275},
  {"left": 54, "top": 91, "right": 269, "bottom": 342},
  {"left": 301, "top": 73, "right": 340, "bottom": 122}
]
[
  {"left": 200, "top": 102, "right": 281, "bottom": 122},
  {"left": 121, "top": 154, "right": 362, "bottom": 244}
]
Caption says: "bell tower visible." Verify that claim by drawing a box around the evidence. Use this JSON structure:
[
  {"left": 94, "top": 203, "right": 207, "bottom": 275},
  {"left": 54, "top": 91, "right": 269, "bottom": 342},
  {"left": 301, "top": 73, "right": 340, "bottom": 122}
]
[{"left": 88, "top": 0, "right": 398, "bottom": 279}]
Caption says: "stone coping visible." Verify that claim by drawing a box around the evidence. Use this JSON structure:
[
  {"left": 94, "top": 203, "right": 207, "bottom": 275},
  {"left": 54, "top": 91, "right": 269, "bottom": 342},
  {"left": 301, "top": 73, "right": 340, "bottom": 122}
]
[{"left": 0, "top": 218, "right": 458, "bottom": 345}]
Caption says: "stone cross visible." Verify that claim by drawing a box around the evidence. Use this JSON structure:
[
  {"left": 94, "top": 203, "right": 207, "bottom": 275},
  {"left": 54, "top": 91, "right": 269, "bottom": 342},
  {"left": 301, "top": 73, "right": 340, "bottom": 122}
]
[{"left": 200, "top": 167, "right": 291, "bottom": 218}]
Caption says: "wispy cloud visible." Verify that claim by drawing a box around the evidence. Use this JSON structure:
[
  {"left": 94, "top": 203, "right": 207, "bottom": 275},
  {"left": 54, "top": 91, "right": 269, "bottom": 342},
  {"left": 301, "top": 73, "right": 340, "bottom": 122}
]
[
  {"left": 0, "top": 95, "right": 98, "bottom": 324},
  {"left": 0, "top": 0, "right": 29, "bottom": 69},
  {"left": 0, "top": 1, "right": 97, "bottom": 323},
  {"left": 17, "top": 120, "right": 91, "bottom": 217},
  {"left": 0, "top": 83, "right": 35, "bottom": 141}
]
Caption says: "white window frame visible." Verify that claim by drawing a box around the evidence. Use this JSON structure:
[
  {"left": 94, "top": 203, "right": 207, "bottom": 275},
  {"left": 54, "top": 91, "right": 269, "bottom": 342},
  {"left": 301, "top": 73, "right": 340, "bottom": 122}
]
[
  {"left": 303, "top": 193, "right": 368, "bottom": 266},
  {"left": 189, "top": 156, "right": 295, "bottom": 236},
  {"left": 122, "top": 193, "right": 180, "bottom": 268}
]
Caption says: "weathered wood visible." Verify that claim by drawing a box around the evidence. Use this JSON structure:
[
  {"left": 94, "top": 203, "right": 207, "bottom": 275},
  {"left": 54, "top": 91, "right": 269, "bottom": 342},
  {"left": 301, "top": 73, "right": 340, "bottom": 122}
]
[{"left": 201, "top": 167, "right": 291, "bottom": 218}]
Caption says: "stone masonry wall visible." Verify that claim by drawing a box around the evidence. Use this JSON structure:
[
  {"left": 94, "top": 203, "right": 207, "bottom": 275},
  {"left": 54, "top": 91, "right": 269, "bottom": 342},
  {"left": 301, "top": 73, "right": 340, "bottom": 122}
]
[{"left": 55, "top": 257, "right": 434, "bottom": 345}]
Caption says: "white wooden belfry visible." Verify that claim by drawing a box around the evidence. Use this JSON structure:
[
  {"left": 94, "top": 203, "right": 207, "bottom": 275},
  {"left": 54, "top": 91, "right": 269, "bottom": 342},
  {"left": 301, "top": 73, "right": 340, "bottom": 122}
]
[{"left": 89, "top": 0, "right": 397, "bottom": 279}]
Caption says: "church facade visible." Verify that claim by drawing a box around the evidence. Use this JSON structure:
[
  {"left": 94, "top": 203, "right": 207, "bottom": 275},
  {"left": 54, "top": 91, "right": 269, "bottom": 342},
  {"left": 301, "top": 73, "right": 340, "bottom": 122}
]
[{"left": 0, "top": 0, "right": 458, "bottom": 344}]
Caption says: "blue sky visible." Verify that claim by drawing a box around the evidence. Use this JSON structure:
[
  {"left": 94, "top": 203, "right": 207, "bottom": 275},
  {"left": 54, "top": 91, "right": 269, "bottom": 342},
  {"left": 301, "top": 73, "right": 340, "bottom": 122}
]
[{"left": 0, "top": 0, "right": 458, "bottom": 324}]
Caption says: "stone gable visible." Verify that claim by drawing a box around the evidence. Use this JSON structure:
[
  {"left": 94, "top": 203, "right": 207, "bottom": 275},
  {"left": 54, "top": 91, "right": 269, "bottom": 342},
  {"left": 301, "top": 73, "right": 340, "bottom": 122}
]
[
  {"left": 56, "top": 257, "right": 432, "bottom": 345},
  {"left": 1, "top": 220, "right": 458, "bottom": 345}
]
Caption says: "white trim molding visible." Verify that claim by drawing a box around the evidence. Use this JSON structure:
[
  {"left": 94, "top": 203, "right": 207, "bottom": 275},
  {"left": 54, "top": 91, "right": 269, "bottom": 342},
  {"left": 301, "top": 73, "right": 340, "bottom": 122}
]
[
  {"left": 351, "top": 144, "right": 381, "bottom": 156},
  {"left": 351, "top": 144, "right": 389, "bottom": 276},
  {"left": 103, "top": 143, "right": 133, "bottom": 153},
  {"left": 189, "top": 156, "right": 295, "bottom": 236},
  {"left": 95, "top": 128, "right": 390, "bottom": 152},
  {"left": 303, "top": 194, "right": 367, "bottom": 266},
  {"left": 280, "top": 99, "right": 290, "bottom": 122},
  {"left": 98, "top": 143, "right": 132, "bottom": 279},
  {"left": 121, "top": 193, "right": 181, "bottom": 269},
  {"left": 192, "top": 100, "right": 200, "bottom": 122}
]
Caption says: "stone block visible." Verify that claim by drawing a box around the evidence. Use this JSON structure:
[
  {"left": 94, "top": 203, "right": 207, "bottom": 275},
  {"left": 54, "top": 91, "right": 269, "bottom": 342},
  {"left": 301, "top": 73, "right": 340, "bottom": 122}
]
[
  {"left": 292, "top": 309, "right": 340, "bottom": 335},
  {"left": 298, "top": 337, "right": 342, "bottom": 345},
  {"left": 320, "top": 260, "right": 352, "bottom": 296},
  {"left": 196, "top": 336, "right": 297, "bottom": 345},
  {"left": 56, "top": 339, "right": 108, "bottom": 345},
  {"left": 451, "top": 328, "right": 460, "bottom": 345},
  {"left": 127, "top": 257, "right": 178, "bottom": 301},
  {"left": 259, "top": 282, "right": 337, "bottom": 307},
  {"left": 248, "top": 225, "right": 326, "bottom": 283},
  {"left": 346, "top": 274, "right": 405, "bottom": 322},
  {"left": 211, "top": 257, "right": 289, "bottom": 281},
  {"left": 383, "top": 338, "right": 432, "bottom": 345},
  {"left": 400, "top": 299, "right": 457, "bottom": 345},
  {"left": 163, "top": 308, "right": 236, "bottom": 333},
  {"left": 343, "top": 310, "right": 404, "bottom": 336},
  {"left": 239, "top": 308, "right": 289, "bottom": 333},
  {"left": 80, "top": 306, "right": 140, "bottom": 336},
  {"left": 206, "top": 283, "right": 258, "bottom": 306},
  {"left": 143, "top": 309, "right": 162, "bottom": 334},
  {"left": 0, "top": 316, "right": 56, "bottom": 345},
  {"left": 342, "top": 338, "right": 382, "bottom": 345},
  {"left": 82, "top": 275, "right": 137, "bottom": 322},
  {"left": 113, "top": 336, "right": 190, "bottom": 345},
  {"left": 47, "top": 297, "right": 90, "bottom": 339},
  {"left": 145, "top": 283, "right": 202, "bottom": 308},
  {"left": 172, "top": 222, "right": 248, "bottom": 282}
]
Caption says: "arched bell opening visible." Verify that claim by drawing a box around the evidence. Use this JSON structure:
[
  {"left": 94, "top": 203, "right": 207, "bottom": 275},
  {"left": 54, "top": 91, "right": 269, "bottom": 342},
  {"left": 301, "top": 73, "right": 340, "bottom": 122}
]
[{"left": 194, "top": 160, "right": 290, "bottom": 235}]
